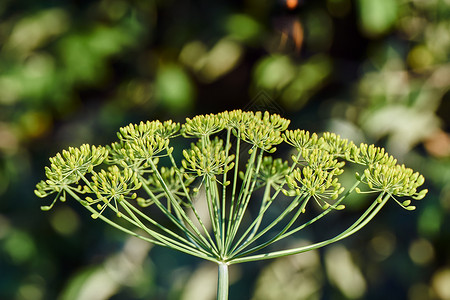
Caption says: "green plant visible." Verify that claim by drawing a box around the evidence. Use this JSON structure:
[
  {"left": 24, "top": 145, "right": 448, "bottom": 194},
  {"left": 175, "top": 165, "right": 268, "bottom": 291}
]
[{"left": 35, "top": 110, "right": 427, "bottom": 299}]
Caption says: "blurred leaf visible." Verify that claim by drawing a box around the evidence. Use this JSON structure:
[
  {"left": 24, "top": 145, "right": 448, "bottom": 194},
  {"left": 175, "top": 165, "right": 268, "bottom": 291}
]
[
  {"left": 0, "top": 53, "right": 57, "bottom": 104},
  {"left": 361, "top": 105, "right": 440, "bottom": 155},
  {"left": 357, "top": 0, "right": 399, "bottom": 37},
  {"left": 254, "top": 55, "right": 296, "bottom": 90},
  {"left": 18, "top": 110, "right": 53, "bottom": 139},
  {"left": 180, "top": 38, "right": 244, "bottom": 83},
  {"left": 252, "top": 241, "right": 323, "bottom": 300},
  {"left": 59, "top": 24, "right": 136, "bottom": 84},
  {"left": 225, "top": 14, "right": 262, "bottom": 44},
  {"left": 304, "top": 9, "right": 333, "bottom": 51},
  {"left": 281, "top": 55, "right": 332, "bottom": 108},
  {"left": 325, "top": 245, "right": 367, "bottom": 299},
  {"left": 59, "top": 266, "right": 98, "bottom": 300},
  {"left": 49, "top": 207, "right": 80, "bottom": 236},
  {"left": 407, "top": 44, "right": 435, "bottom": 70},
  {"left": 198, "top": 39, "right": 243, "bottom": 82},
  {"left": 418, "top": 204, "right": 443, "bottom": 238},
  {"left": 4, "top": 8, "right": 69, "bottom": 54},
  {"left": 155, "top": 65, "right": 195, "bottom": 112},
  {"left": 59, "top": 236, "right": 153, "bottom": 300},
  {"left": 3, "top": 230, "right": 36, "bottom": 264}
]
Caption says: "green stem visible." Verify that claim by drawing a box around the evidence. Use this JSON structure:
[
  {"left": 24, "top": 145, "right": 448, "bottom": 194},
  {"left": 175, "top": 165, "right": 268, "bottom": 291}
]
[
  {"left": 221, "top": 128, "right": 232, "bottom": 253},
  {"left": 229, "top": 183, "right": 273, "bottom": 253},
  {"left": 119, "top": 200, "right": 216, "bottom": 262},
  {"left": 64, "top": 187, "right": 164, "bottom": 246},
  {"left": 167, "top": 152, "right": 217, "bottom": 249},
  {"left": 229, "top": 193, "right": 390, "bottom": 264},
  {"left": 145, "top": 161, "right": 219, "bottom": 255},
  {"left": 276, "top": 174, "right": 366, "bottom": 240},
  {"left": 230, "top": 195, "right": 307, "bottom": 257},
  {"left": 233, "top": 150, "right": 303, "bottom": 246},
  {"left": 226, "top": 129, "right": 241, "bottom": 241},
  {"left": 247, "top": 182, "right": 272, "bottom": 239},
  {"left": 217, "top": 262, "right": 229, "bottom": 300},
  {"left": 226, "top": 148, "right": 263, "bottom": 251},
  {"left": 140, "top": 179, "right": 206, "bottom": 246},
  {"left": 205, "top": 175, "right": 222, "bottom": 253},
  {"left": 120, "top": 200, "right": 214, "bottom": 258}
]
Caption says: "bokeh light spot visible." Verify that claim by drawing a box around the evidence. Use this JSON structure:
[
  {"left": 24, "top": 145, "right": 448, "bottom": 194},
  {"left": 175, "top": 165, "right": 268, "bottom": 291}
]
[
  {"left": 5, "top": 8, "right": 69, "bottom": 54},
  {"left": 418, "top": 205, "right": 443, "bottom": 237},
  {"left": 254, "top": 55, "right": 296, "bottom": 90},
  {"left": 369, "top": 231, "right": 396, "bottom": 261},
  {"left": 50, "top": 207, "right": 80, "bottom": 236},
  {"left": 179, "top": 41, "right": 208, "bottom": 71},
  {"left": 155, "top": 65, "right": 195, "bottom": 111},
  {"left": 432, "top": 268, "right": 450, "bottom": 300},
  {"left": 357, "top": 0, "right": 398, "bottom": 37},
  {"left": 409, "top": 238, "right": 435, "bottom": 265},
  {"left": 0, "top": 77, "right": 21, "bottom": 105},
  {"left": 286, "top": 0, "right": 299, "bottom": 10},
  {"left": 407, "top": 45, "right": 435, "bottom": 70},
  {"left": 19, "top": 111, "right": 53, "bottom": 139},
  {"left": 226, "top": 14, "right": 262, "bottom": 43},
  {"left": 17, "top": 283, "right": 44, "bottom": 300},
  {"left": 325, "top": 245, "right": 367, "bottom": 299},
  {"left": 200, "top": 39, "right": 243, "bottom": 82},
  {"left": 4, "top": 230, "right": 36, "bottom": 264}
]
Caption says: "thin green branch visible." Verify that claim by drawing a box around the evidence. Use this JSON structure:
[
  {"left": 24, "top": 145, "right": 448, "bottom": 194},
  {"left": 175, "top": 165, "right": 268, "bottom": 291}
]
[
  {"left": 140, "top": 176, "right": 219, "bottom": 257},
  {"left": 230, "top": 194, "right": 307, "bottom": 257},
  {"left": 225, "top": 147, "right": 260, "bottom": 251},
  {"left": 229, "top": 193, "right": 390, "bottom": 264},
  {"left": 64, "top": 187, "right": 164, "bottom": 247},
  {"left": 149, "top": 158, "right": 218, "bottom": 243},
  {"left": 121, "top": 199, "right": 214, "bottom": 257},
  {"left": 167, "top": 151, "right": 217, "bottom": 248},
  {"left": 119, "top": 200, "right": 216, "bottom": 261},
  {"left": 225, "top": 129, "right": 242, "bottom": 242},
  {"left": 277, "top": 174, "right": 364, "bottom": 240}
]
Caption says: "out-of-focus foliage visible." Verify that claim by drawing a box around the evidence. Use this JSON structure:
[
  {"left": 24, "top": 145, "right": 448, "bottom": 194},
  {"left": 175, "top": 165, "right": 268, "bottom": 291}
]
[{"left": 0, "top": 0, "right": 449, "bottom": 299}]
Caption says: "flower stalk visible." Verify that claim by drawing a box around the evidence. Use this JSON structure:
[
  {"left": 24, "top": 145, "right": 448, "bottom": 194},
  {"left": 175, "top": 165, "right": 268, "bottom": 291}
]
[
  {"left": 217, "top": 262, "right": 229, "bottom": 300},
  {"left": 35, "top": 110, "right": 428, "bottom": 300}
]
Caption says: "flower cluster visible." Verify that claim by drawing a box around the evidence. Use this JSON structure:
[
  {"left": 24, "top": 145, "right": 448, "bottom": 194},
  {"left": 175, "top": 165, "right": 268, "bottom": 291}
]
[
  {"left": 35, "top": 110, "right": 428, "bottom": 270},
  {"left": 283, "top": 129, "right": 321, "bottom": 152},
  {"left": 86, "top": 165, "right": 142, "bottom": 218},
  {"left": 182, "top": 137, "right": 235, "bottom": 177},
  {"left": 284, "top": 148, "right": 345, "bottom": 209},
  {"left": 285, "top": 166, "right": 344, "bottom": 207},
  {"left": 281, "top": 127, "right": 428, "bottom": 210},
  {"left": 109, "top": 120, "right": 178, "bottom": 171},
  {"left": 35, "top": 144, "right": 108, "bottom": 209},
  {"left": 238, "top": 111, "right": 290, "bottom": 152},
  {"left": 256, "top": 157, "right": 290, "bottom": 189},
  {"left": 220, "top": 110, "right": 254, "bottom": 130},
  {"left": 138, "top": 166, "right": 194, "bottom": 207},
  {"left": 346, "top": 143, "right": 397, "bottom": 167},
  {"left": 357, "top": 163, "right": 427, "bottom": 210},
  {"left": 321, "top": 132, "right": 353, "bottom": 158},
  {"left": 182, "top": 113, "right": 225, "bottom": 137},
  {"left": 182, "top": 110, "right": 290, "bottom": 152}
]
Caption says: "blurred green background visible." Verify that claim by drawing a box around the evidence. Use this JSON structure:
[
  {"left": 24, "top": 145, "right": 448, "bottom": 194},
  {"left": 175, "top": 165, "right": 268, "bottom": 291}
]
[{"left": 1, "top": 0, "right": 449, "bottom": 299}]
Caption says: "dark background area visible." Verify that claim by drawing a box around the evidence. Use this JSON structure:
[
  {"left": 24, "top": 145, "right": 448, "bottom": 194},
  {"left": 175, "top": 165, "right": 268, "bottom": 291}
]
[{"left": 1, "top": 0, "right": 449, "bottom": 299}]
